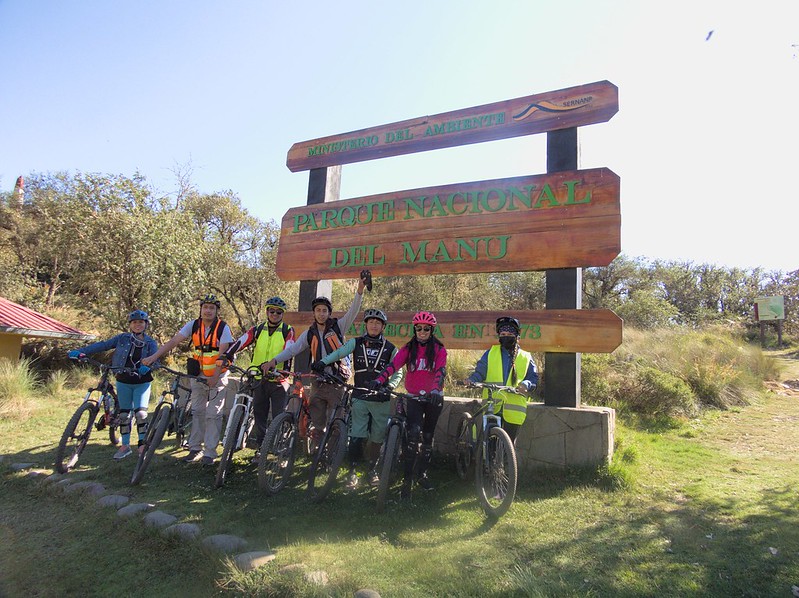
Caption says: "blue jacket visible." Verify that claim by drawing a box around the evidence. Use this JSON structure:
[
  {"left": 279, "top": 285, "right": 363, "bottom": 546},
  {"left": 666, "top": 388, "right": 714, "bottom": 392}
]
[{"left": 77, "top": 333, "right": 158, "bottom": 370}]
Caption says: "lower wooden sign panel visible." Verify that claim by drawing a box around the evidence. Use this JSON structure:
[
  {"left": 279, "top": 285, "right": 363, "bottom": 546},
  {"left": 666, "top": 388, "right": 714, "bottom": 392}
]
[{"left": 280, "top": 309, "right": 622, "bottom": 353}]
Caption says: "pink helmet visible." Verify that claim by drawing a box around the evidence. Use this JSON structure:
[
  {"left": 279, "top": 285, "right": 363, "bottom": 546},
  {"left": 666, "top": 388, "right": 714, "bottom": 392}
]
[{"left": 413, "top": 311, "right": 437, "bottom": 326}]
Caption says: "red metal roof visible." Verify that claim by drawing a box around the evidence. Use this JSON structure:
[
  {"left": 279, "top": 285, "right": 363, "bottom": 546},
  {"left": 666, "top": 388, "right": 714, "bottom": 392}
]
[{"left": 0, "top": 297, "right": 94, "bottom": 340}]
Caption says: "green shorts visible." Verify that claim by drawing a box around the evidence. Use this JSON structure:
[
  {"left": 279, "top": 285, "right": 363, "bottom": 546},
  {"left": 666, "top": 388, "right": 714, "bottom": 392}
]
[{"left": 349, "top": 397, "right": 391, "bottom": 443}]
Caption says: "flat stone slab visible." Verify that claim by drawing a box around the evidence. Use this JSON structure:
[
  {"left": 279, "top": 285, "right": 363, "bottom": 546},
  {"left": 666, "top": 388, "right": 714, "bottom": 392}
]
[
  {"left": 10, "top": 462, "right": 35, "bottom": 471},
  {"left": 56, "top": 478, "right": 76, "bottom": 487},
  {"left": 44, "top": 473, "right": 65, "bottom": 484},
  {"left": 97, "top": 494, "right": 130, "bottom": 508},
  {"left": 118, "top": 503, "right": 155, "bottom": 518},
  {"left": 234, "top": 551, "right": 276, "bottom": 572},
  {"left": 306, "top": 570, "right": 329, "bottom": 586},
  {"left": 164, "top": 522, "right": 201, "bottom": 540},
  {"left": 25, "top": 470, "right": 48, "bottom": 480},
  {"left": 203, "top": 534, "right": 248, "bottom": 553},
  {"left": 144, "top": 510, "right": 177, "bottom": 528},
  {"left": 354, "top": 590, "right": 382, "bottom": 598},
  {"left": 64, "top": 481, "right": 106, "bottom": 496}
]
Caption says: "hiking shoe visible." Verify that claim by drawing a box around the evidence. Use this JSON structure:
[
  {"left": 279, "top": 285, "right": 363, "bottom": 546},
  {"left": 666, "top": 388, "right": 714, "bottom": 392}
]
[
  {"left": 113, "top": 446, "right": 132, "bottom": 461},
  {"left": 182, "top": 450, "right": 202, "bottom": 463},
  {"left": 200, "top": 456, "right": 215, "bottom": 466},
  {"left": 416, "top": 475, "right": 434, "bottom": 491},
  {"left": 346, "top": 471, "right": 360, "bottom": 490},
  {"left": 368, "top": 471, "right": 380, "bottom": 487}
]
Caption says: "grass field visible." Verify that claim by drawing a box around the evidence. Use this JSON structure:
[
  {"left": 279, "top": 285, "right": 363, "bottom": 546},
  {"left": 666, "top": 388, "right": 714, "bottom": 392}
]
[{"left": 2, "top": 352, "right": 799, "bottom": 597}]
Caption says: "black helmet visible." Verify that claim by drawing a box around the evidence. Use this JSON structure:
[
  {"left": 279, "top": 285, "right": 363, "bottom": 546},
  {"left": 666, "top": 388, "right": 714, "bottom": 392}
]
[
  {"left": 496, "top": 316, "right": 521, "bottom": 335},
  {"left": 265, "top": 296, "right": 287, "bottom": 312},
  {"left": 363, "top": 308, "right": 387, "bottom": 324},
  {"left": 128, "top": 309, "right": 149, "bottom": 322},
  {"left": 200, "top": 294, "right": 221, "bottom": 308},
  {"left": 311, "top": 296, "right": 332, "bottom": 311}
]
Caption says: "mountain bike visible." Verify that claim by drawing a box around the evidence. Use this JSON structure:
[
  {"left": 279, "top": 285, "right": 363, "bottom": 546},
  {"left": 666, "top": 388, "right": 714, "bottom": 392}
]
[
  {"left": 214, "top": 363, "right": 263, "bottom": 488},
  {"left": 257, "top": 371, "right": 314, "bottom": 496},
  {"left": 130, "top": 365, "right": 203, "bottom": 485},
  {"left": 55, "top": 357, "right": 137, "bottom": 473},
  {"left": 454, "top": 383, "right": 521, "bottom": 518},
  {"left": 370, "top": 388, "right": 432, "bottom": 513},
  {"left": 306, "top": 371, "right": 359, "bottom": 503}
]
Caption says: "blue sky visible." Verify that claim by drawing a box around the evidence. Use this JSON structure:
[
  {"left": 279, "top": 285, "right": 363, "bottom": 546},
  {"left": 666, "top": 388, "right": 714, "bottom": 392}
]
[{"left": 1, "top": 0, "right": 797, "bottom": 272}]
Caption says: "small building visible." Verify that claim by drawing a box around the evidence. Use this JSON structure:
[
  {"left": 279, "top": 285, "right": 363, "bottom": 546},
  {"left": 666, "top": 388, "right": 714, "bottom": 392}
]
[{"left": 0, "top": 297, "right": 94, "bottom": 360}]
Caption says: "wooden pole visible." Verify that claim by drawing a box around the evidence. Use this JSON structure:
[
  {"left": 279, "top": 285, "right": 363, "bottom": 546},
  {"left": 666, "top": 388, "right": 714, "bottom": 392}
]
[{"left": 545, "top": 128, "right": 581, "bottom": 408}]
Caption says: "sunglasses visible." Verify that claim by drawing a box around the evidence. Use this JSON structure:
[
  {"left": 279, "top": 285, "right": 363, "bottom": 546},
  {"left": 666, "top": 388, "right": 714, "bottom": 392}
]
[
  {"left": 414, "top": 325, "right": 432, "bottom": 332},
  {"left": 266, "top": 309, "right": 283, "bottom": 315}
]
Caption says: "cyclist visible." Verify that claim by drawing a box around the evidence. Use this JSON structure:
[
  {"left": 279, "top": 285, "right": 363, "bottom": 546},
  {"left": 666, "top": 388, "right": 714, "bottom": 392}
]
[
  {"left": 311, "top": 307, "right": 403, "bottom": 489},
  {"left": 221, "top": 296, "right": 296, "bottom": 462},
  {"left": 466, "top": 316, "right": 538, "bottom": 442},
  {"left": 142, "top": 294, "right": 233, "bottom": 466},
  {"left": 68, "top": 309, "right": 158, "bottom": 460},
  {"left": 370, "top": 311, "right": 447, "bottom": 499},
  {"left": 262, "top": 272, "right": 369, "bottom": 452}
]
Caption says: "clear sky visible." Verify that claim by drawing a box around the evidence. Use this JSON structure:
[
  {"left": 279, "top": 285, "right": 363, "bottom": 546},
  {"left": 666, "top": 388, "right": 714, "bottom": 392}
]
[{"left": 1, "top": 0, "right": 796, "bottom": 272}]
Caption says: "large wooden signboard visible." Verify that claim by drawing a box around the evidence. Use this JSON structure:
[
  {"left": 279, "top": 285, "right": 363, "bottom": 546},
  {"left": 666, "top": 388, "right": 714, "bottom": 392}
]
[
  {"left": 287, "top": 80, "right": 618, "bottom": 171},
  {"left": 276, "top": 168, "right": 620, "bottom": 281},
  {"left": 280, "top": 309, "right": 621, "bottom": 353}
]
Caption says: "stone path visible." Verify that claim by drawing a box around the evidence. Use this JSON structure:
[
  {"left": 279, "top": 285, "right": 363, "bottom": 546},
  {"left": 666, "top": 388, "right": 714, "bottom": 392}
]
[{"left": 3, "top": 458, "right": 383, "bottom": 597}]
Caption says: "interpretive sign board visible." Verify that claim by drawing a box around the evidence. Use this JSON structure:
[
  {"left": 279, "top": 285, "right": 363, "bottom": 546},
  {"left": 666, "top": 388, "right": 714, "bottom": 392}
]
[
  {"left": 287, "top": 80, "right": 618, "bottom": 171},
  {"left": 754, "top": 296, "right": 785, "bottom": 321},
  {"left": 280, "top": 309, "right": 622, "bottom": 353},
  {"left": 276, "top": 167, "right": 620, "bottom": 280}
]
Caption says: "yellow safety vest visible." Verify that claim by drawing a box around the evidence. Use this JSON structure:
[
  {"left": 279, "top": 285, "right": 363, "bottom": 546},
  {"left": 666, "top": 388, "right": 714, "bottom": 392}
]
[
  {"left": 252, "top": 323, "right": 291, "bottom": 376},
  {"left": 485, "top": 345, "right": 532, "bottom": 425}
]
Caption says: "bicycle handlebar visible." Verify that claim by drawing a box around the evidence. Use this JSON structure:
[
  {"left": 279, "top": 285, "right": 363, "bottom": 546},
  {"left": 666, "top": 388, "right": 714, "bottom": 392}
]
[
  {"left": 147, "top": 363, "right": 207, "bottom": 382},
  {"left": 466, "top": 381, "right": 525, "bottom": 396},
  {"left": 71, "top": 356, "right": 140, "bottom": 377}
]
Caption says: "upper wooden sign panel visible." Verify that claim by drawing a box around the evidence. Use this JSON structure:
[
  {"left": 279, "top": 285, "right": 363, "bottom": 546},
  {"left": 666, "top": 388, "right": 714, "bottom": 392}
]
[{"left": 286, "top": 81, "right": 618, "bottom": 172}]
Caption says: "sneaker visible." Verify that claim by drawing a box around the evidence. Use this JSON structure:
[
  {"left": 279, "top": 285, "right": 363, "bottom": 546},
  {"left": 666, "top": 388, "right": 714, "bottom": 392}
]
[
  {"left": 346, "top": 471, "right": 360, "bottom": 490},
  {"left": 200, "top": 456, "right": 215, "bottom": 466},
  {"left": 416, "top": 475, "right": 434, "bottom": 491},
  {"left": 368, "top": 471, "right": 380, "bottom": 487},
  {"left": 113, "top": 446, "right": 132, "bottom": 461},
  {"left": 400, "top": 479, "right": 412, "bottom": 500},
  {"left": 182, "top": 450, "right": 202, "bottom": 463}
]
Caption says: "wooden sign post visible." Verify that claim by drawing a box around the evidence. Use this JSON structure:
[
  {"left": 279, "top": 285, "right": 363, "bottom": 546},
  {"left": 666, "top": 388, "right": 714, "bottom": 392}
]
[{"left": 284, "top": 81, "right": 621, "bottom": 409}]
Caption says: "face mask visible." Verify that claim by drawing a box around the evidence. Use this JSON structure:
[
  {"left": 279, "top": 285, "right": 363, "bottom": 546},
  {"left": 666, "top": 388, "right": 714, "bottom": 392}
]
[{"left": 499, "top": 336, "right": 517, "bottom": 350}]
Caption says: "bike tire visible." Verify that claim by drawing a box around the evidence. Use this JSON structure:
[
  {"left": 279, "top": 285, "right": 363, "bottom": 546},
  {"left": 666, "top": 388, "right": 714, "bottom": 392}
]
[
  {"left": 307, "top": 419, "right": 347, "bottom": 503},
  {"left": 174, "top": 403, "right": 192, "bottom": 449},
  {"left": 107, "top": 395, "right": 121, "bottom": 446},
  {"left": 258, "top": 412, "right": 297, "bottom": 495},
  {"left": 55, "top": 401, "right": 99, "bottom": 474},
  {"left": 376, "top": 423, "right": 401, "bottom": 513},
  {"left": 130, "top": 403, "right": 171, "bottom": 486},
  {"left": 455, "top": 412, "right": 475, "bottom": 480},
  {"left": 475, "top": 426, "right": 518, "bottom": 519},
  {"left": 215, "top": 407, "right": 244, "bottom": 488}
]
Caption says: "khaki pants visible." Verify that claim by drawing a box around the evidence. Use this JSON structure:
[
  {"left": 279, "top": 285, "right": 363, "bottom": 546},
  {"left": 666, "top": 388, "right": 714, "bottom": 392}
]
[
  {"left": 308, "top": 380, "right": 345, "bottom": 434},
  {"left": 188, "top": 373, "right": 229, "bottom": 458}
]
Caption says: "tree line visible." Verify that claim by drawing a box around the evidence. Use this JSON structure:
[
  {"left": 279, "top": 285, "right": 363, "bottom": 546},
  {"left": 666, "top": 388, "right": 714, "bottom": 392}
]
[{"left": 1, "top": 171, "right": 796, "bottom": 344}]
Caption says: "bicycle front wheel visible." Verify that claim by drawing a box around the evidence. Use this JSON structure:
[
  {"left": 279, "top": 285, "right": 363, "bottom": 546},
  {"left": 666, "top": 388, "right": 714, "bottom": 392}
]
[
  {"left": 130, "top": 403, "right": 171, "bottom": 486},
  {"left": 106, "top": 394, "right": 121, "bottom": 446},
  {"left": 259, "top": 412, "right": 297, "bottom": 495},
  {"left": 475, "top": 426, "right": 518, "bottom": 519},
  {"left": 376, "top": 423, "right": 401, "bottom": 513},
  {"left": 454, "top": 412, "right": 474, "bottom": 480},
  {"left": 55, "top": 402, "right": 99, "bottom": 473},
  {"left": 307, "top": 419, "right": 347, "bottom": 503},
  {"left": 215, "top": 407, "right": 244, "bottom": 488},
  {"left": 173, "top": 402, "right": 192, "bottom": 449}
]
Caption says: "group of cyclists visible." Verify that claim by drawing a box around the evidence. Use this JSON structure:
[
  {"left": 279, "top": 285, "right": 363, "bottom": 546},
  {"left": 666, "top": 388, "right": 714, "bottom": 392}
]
[{"left": 67, "top": 269, "right": 539, "bottom": 500}]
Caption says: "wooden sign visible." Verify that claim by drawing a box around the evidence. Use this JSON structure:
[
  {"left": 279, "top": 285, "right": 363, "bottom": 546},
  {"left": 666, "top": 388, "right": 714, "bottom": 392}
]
[
  {"left": 286, "top": 80, "right": 618, "bottom": 172},
  {"left": 275, "top": 168, "right": 620, "bottom": 280},
  {"left": 280, "top": 309, "right": 622, "bottom": 353}
]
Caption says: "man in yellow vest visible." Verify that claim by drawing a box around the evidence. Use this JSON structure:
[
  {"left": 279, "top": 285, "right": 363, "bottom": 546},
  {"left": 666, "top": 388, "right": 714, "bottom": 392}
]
[
  {"left": 466, "top": 316, "right": 538, "bottom": 442},
  {"left": 142, "top": 294, "right": 233, "bottom": 465},
  {"left": 222, "top": 296, "right": 296, "bottom": 460}
]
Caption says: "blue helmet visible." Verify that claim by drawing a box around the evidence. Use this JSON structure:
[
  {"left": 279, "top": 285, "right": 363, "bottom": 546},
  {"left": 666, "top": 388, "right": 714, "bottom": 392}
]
[
  {"left": 128, "top": 309, "right": 149, "bottom": 322},
  {"left": 265, "top": 296, "right": 287, "bottom": 312}
]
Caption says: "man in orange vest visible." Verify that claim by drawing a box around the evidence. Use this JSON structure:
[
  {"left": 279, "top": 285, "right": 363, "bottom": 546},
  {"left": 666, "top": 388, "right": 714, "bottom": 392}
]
[{"left": 142, "top": 294, "right": 234, "bottom": 465}]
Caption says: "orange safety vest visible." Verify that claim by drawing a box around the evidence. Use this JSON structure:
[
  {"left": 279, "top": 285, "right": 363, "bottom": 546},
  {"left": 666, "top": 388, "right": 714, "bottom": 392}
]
[{"left": 191, "top": 318, "right": 228, "bottom": 377}]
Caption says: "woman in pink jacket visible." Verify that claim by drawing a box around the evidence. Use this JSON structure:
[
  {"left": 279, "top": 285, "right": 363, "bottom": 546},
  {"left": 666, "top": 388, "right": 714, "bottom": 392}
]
[{"left": 372, "top": 311, "right": 447, "bottom": 500}]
